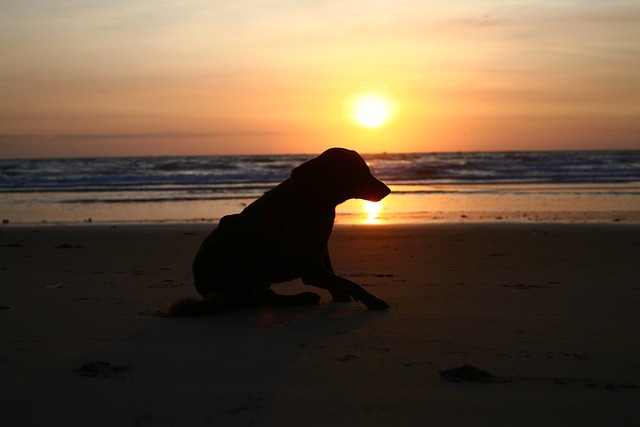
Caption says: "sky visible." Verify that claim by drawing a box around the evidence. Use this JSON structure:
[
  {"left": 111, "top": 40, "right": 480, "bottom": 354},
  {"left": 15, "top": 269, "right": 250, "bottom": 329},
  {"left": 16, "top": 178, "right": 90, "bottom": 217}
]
[{"left": 1, "top": 0, "right": 639, "bottom": 158}]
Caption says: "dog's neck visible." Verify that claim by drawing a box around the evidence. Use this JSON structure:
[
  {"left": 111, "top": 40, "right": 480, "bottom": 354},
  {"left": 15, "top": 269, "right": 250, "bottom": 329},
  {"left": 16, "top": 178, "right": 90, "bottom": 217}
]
[
  {"left": 289, "top": 176, "right": 345, "bottom": 212},
  {"left": 316, "top": 210, "right": 336, "bottom": 224},
  {"left": 241, "top": 178, "right": 336, "bottom": 232}
]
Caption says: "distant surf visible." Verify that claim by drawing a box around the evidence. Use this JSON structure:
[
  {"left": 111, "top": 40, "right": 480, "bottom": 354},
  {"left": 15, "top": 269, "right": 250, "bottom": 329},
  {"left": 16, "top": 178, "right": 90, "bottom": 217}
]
[{"left": 1, "top": 150, "right": 639, "bottom": 225}]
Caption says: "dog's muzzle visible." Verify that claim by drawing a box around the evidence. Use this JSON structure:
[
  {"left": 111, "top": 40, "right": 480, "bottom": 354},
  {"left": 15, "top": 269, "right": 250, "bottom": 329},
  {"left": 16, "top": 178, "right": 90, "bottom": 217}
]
[{"left": 364, "top": 176, "right": 391, "bottom": 202}]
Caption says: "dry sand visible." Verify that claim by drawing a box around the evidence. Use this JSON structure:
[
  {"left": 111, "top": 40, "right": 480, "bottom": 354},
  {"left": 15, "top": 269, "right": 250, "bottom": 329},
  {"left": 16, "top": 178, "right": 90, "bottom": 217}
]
[{"left": 1, "top": 223, "right": 639, "bottom": 426}]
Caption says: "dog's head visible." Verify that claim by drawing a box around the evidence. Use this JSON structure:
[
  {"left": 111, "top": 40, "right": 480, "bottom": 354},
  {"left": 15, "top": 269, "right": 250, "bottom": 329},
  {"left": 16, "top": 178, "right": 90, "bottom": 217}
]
[{"left": 291, "top": 148, "right": 390, "bottom": 206}]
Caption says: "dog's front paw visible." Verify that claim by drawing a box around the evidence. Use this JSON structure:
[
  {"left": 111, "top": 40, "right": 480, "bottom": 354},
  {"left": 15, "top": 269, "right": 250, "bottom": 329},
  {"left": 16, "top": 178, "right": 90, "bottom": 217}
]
[{"left": 362, "top": 296, "right": 389, "bottom": 310}]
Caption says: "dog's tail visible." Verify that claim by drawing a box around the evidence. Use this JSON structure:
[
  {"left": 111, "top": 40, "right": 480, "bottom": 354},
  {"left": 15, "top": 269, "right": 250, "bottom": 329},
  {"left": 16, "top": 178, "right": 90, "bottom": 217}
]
[{"left": 166, "top": 292, "right": 224, "bottom": 316}]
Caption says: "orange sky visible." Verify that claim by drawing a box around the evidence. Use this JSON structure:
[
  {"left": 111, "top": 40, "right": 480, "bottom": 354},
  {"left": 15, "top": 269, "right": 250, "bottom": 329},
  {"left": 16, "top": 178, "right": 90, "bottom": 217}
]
[{"left": 1, "top": 1, "right": 639, "bottom": 158}]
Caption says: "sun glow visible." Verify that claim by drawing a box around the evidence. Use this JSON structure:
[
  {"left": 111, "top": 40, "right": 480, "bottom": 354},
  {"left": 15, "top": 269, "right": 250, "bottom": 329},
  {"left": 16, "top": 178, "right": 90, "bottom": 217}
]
[
  {"left": 363, "top": 200, "right": 384, "bottom": 224},
  {"left": 352, "top": 94, "right": 392, "bottom": 128}
]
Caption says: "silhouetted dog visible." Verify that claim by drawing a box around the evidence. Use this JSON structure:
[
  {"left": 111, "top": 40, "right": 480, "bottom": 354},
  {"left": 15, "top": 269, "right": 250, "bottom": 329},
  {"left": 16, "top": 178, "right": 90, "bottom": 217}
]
[{"left": 169, "top": 148, "right": 390, "bottom": 315}]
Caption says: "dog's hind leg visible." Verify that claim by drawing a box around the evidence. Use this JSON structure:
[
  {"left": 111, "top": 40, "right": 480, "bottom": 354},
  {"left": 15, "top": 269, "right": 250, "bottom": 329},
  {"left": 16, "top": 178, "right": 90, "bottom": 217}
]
[{"left": 261, "top": 288, "right": 321, "bottom": 307}]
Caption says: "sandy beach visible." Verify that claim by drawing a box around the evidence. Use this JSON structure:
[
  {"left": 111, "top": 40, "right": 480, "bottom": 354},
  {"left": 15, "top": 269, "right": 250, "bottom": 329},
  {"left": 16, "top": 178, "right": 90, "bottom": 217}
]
[{"left": 1, "top": 222, "right": 639, "bottom": 426}]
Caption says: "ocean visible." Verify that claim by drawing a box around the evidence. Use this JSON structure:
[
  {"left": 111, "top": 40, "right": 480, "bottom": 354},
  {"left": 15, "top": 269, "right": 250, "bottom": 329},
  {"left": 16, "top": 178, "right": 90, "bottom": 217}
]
[{"left": 1, "top": 150, "right": 639, "bottom": 225}]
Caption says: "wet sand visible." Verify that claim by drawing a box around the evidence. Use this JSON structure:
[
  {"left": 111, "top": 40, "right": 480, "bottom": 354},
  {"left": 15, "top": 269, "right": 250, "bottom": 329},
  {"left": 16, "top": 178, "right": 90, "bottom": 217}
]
[{"left": 1, "top": 223, "right": 639, "bottom": 426}]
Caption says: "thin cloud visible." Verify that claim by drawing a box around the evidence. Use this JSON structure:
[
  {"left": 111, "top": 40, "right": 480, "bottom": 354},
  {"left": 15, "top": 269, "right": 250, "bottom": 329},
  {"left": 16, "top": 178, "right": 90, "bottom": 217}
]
[{"left": 0, "top": 132, "right": 288, "bottom": 142}]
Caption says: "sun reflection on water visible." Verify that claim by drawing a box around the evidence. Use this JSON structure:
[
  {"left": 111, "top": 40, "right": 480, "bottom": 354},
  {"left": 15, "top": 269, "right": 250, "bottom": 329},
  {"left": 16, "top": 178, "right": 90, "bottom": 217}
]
[{"left": 363, "top": 199, "right": 384, "bottom": 224}]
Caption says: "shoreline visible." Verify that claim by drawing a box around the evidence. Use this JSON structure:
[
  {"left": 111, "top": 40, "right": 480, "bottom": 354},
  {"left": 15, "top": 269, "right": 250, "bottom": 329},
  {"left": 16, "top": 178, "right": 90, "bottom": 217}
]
[
  {"left": 3, "top": 209, "right": 640, "bottom": 227},
  {"left": 2, "top": 222, "right": 639, "bottom": 426},
  {"left": 3, "top": 180, "right": 640, "bottom": 227}
]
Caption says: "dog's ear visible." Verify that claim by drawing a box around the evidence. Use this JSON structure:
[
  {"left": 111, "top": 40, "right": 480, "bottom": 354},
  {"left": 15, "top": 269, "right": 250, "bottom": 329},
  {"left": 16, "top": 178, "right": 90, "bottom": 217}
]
[
  {"left": 291, "top": 149, "right": 355, "bottom": 204},
  {"left": 291, "top": 155, "right": 333, "bottom": 201}
]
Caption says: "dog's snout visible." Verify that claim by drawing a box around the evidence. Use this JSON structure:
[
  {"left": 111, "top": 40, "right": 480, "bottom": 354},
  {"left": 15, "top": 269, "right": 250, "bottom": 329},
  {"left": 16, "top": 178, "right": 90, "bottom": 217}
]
[
  {"left": 364, "top": 177, "right": 391, "bottom": 202},
  {"left": 380, "top": 182, "right": 391, "bottom": 198}
]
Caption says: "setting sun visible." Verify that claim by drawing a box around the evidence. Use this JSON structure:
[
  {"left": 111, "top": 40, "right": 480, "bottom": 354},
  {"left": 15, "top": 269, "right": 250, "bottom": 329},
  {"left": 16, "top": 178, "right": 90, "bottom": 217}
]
[{"left": 352, "top": 94, "right": 392, "bottom": 128}]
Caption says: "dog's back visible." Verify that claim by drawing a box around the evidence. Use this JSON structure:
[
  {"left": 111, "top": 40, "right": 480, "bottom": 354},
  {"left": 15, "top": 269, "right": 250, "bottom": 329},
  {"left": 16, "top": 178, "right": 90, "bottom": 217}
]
[{"left": 241, "top": 179, "right": 297, "bottom": 232}]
